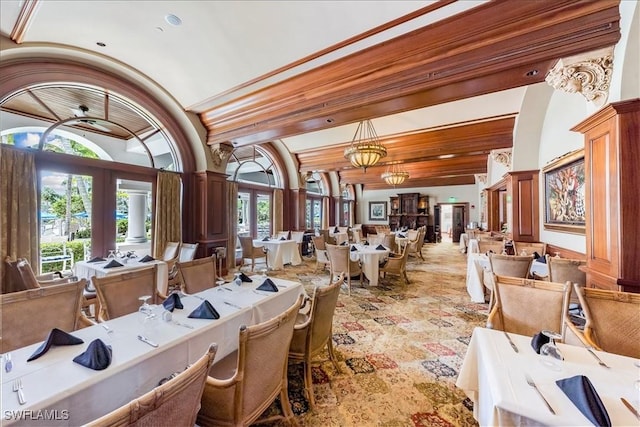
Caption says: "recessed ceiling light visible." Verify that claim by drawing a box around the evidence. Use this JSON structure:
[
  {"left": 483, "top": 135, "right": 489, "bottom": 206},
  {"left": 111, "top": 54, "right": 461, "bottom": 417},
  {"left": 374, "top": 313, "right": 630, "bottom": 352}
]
[
  {"left": 165, "top": 14, "right": 182, "bottom": 26},
  {"left": 96, "top": 42, "right": 106, "bottom": 47},
  {"left": 526, "top": 69, "right": 539, "bottom": 77}
]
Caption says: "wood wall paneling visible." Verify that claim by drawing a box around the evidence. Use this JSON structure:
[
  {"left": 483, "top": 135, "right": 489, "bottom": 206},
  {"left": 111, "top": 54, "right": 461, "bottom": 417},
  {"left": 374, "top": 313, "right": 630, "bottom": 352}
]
[{"left": 193, "top": 171, "right": 228, "bottom": 259}]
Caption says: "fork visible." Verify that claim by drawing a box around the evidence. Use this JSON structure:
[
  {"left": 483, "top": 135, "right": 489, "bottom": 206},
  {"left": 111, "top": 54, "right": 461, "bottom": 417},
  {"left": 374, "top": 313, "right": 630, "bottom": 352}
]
[
  {"left": 525, "top": 374, "right": 555, "bottom": 414},
  {"left": 13, "top": 379, "right": 26, "bottom": 405}
]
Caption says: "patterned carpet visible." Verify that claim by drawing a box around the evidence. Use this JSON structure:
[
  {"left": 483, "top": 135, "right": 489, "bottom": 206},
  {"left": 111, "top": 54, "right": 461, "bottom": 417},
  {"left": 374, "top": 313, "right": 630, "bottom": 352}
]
[{"left": 250, "top": 241, "right": 488, "bottom": 427}]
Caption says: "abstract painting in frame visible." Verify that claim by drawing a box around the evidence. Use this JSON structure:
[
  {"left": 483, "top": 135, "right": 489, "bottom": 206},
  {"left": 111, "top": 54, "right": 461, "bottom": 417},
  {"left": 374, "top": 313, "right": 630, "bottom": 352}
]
[
  {"left": 542, "top": 149, "right": 586, "bottom": 234},
  {"left": 369, "top": 201, "right": 387, "bottom": 221}
]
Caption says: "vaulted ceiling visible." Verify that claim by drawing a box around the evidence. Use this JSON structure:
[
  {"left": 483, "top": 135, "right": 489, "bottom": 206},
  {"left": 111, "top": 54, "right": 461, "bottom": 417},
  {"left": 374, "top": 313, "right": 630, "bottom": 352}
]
[{"left": 0, "top": 0, "right": 622, "bottom": 190}]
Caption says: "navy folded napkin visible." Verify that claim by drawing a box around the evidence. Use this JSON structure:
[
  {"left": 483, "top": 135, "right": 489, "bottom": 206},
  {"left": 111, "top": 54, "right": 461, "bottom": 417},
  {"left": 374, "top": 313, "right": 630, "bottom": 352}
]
[
  {"left": 239, "top": 272, "right": 253, "bottom": 283},
  {"left": 139, "top": 254, "right": 155, "bottom": 263},
  {"left": 350, "top": 245, "right": 357, "bottom": 252},
  {"left": 256, "top": 278, "right": 279, "bottom": 292},
  {"left": 162, "top": 293, "right": 184, "bottom": 312},
  {"left": 87, "top": 256, "right": 106, "bottom": 263},
  {"left": 334, "top": 227, "right": 339, "bottom": 233},
  {"left": 188, "top": 300, "right": 220, "bottom": 319},
  {"left": 363, "top": 241, "right": 369, "bottom": 246},
  {"left": 27, "top": 328, "right": 84, "bottom": 362},
  {"left": 73, "top": 339, "right": 112, "bottom": 371},
  {"left": 556, "top": 375, "right": 611, "bottom": 427},
  {"left": 530, "top": 331, "right": 550, "bottom": 354},
  {"left": 279, "top": 236, "right": 286, "bottom": 240},
  {"left": 103, "top": 259, "right": 123, "bottom": 268},
  {"left": 340, "top": 241, "right": 348, "bottom": 246},
  {"left": 397, "top": 233, "right": 406, "bottom": 238},
  {"left": 262, "top": 236, "right": 270, "bottom": 241},
  {"left": 534, "top": 252, "right": 546, "bottom": 263},
  {"left": 376, "top": 244, "right": 386, "bottom": 250}
]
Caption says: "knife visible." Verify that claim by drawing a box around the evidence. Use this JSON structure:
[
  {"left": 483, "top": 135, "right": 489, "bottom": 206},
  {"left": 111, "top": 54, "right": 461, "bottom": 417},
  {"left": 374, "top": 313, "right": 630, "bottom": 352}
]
[
  {"left": 503, "top": 331, "right": 519, "bottom": 353},
  {"left": 4, "top": 353, "right": 12, "bottom": 373},
  {"left": 137, "top": 335, "right": 158, "bottom": 348},
  {"left": 621, "top": 397, "right": 640, "bottom": 420},
  {"left": 586, "top": 347, "right": 610, "bottom": 368}
]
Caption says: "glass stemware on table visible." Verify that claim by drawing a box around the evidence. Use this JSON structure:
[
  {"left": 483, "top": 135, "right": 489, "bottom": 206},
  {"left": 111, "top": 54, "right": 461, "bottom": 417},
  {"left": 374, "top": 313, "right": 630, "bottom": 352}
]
[
  {"left": 138, "top": 295, "right": 158, "bottom": 330},
  {"left": 539, "top": 330, "right": 564, "bottom": 371}
]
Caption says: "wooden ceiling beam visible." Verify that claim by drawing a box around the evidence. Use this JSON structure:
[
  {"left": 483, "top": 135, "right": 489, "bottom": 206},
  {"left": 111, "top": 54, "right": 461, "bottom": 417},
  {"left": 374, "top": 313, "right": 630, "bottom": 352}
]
[{"left": 351, "top": 175, "right": 477, "bottom": 190}]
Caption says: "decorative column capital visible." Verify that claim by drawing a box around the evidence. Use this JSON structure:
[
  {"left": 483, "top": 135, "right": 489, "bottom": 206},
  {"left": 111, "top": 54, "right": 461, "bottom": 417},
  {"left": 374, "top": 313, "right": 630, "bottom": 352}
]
[
  {"left": 210, "top": 142, "right": 234, "bottom": 166},
  {"left": 545, "top": 47, "right": 614, "bottom": 107},
  {"left": 490, "top": 148, "right": 512, "bottom": 169},
  {"left": 474, "top": 174, "right": 487, "bottom": 185}
]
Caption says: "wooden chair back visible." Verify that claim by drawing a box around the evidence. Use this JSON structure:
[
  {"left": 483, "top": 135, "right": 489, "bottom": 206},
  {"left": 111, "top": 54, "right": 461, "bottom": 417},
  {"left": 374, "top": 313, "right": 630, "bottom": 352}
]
[
  {"left": 514, "top": 241, "right": 547, "bottom": 257},
  {"left": 0, "top": 279, "right": 85, "bottom": 352},
  {"left": 93, "top": 266, "right": 159, "bottom": 321},
  {"left": 487, "top": 275, "right": 570, "bottom": 338},
  {"left": 489, "top": 253, "right": 532, "bottom": 278},
  {"left": 478, "top": 240, "right": 505, "bottom": 255},
  {"left": 178, "top": 256, "right": 217, "bottom": 294},
  {"left": 86, "top": 344, "right": 218, "bottom": 427}
]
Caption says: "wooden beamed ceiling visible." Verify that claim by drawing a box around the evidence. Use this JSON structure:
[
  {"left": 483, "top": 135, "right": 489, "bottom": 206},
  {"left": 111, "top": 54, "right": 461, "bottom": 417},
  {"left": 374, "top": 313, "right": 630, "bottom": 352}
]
[{"left": 198, "top": 0, "right": 620, "bottom": 147}]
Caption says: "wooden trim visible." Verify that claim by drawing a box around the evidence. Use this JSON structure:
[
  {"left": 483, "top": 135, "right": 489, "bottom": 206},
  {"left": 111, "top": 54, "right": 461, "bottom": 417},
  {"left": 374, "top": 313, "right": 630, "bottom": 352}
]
[
  {"left": 10, "top": 0, "right": 40, "bottom": 44},
  {"left": 545, "top": 244, "right": 586, "bottom": 261}
]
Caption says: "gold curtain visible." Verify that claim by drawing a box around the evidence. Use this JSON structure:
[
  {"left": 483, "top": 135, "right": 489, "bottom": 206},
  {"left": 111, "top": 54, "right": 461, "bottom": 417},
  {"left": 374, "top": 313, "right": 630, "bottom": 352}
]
[
  {"left": 227, "top": 181, "right": 238, "bottom": 274},
  {"left": 0, "top": 146, "right": 38, "bottom": 293},
  {"left": 321, "top": 196, "right": 330, "bottom": 230},
  {"left": 153, "top": 171, "right": 182, "bottom": 258},
  {"left": 350, "top": 200, "right": 355, "bottom": 227},
  {"left": 272, "top": 188, "right": 283, "bottom": 234}
]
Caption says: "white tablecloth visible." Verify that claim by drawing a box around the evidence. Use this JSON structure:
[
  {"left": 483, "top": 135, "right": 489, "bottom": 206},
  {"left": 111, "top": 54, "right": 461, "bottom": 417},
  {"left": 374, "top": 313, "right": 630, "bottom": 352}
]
[
  {"left": 456, "top": 327, "right": 638, "bottom": 426},
  {"left": 465, "top": 254, "right": 550, "bottom": 303},
  {"left": 350, "top": 244, "right": 390, "bottom": 287},
  {"left": 1, "top": 277, "right": 304, "bottom": 426},
  {"left": 74, "top": 259, "right": 168, "bottom": 294},
  {"left": 252, "top": 239, "right": 302, "bottom": 270}
]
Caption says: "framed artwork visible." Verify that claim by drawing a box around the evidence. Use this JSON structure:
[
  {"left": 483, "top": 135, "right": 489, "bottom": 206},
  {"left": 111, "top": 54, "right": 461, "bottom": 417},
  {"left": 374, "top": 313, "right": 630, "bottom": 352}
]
[
  {"left": 368, "top": 201, "right": 387, "bottom": 221},
  {"left": 542, "top": 149, "right": 586, "bottom": 234}
]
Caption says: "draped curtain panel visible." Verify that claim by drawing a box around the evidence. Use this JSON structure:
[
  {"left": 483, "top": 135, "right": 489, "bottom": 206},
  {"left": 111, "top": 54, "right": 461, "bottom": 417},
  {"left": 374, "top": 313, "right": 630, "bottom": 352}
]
[
  {"left": 321, "top": 197, "right": 330, "bottom": 230},
  {"left": 153, "top": 171, "right": 182, "bottom": 259},
  {"left": 0, "top": 146, "right": 38, "bottom": 293},
  {"left": 350, "top": 201, "right": 355, "bottom": 227},
  {"left": 227, "top": 181, "right": 238, "bottom": 272},
  {"left": 272, "top": 188, "right": 283, "bottom": 234}
]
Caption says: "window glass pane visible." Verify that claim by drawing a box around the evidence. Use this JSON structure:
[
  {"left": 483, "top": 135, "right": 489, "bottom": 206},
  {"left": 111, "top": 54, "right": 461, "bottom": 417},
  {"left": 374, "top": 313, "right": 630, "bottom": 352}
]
[
  {"left": 313, "top": 199, "right": 321, "bottom": 230},
  {"left": 237, "top": 192, "right": 251, "bottom": 237},
  {"left": 40, "top": 171, "right": 92, "bottom": 274},
  {"left": 257, "top": 193, "right": 271, "bottom": 238},
  {"left": 305, "top": 200, "right": 311, "bottom": 229},
  {"left": 115, "top": 179, "right": 152, "bottom": 257}
]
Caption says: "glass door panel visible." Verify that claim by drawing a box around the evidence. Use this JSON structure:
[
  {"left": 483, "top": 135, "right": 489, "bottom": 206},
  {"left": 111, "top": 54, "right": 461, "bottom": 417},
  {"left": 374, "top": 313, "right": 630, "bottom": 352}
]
[
  {"left": 237, "top": 192, "right": 251, "bottom": 238},
  {"left": 115, "top": 179, "right": 152, "bottom": 257},
  {"left": 256, "top": 193, "right": 271, "bottom": 238}
]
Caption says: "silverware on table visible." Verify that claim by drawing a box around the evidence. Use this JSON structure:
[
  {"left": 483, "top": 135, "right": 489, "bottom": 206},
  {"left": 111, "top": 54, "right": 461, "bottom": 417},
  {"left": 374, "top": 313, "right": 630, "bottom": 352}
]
[
  {"left": 4, "top": 353, "right": 12, "bottom": 373},
  {"left": 137, "top": 335, "right": 159, "bottom": 348},
  {"left": 171, "top": 320, "right": 194, "bottom": 329},
  {"left": 13, "top": 379, "right": 26, "bottom": 405},
  {"left": 223, "top": 300, "right": 242, "bottom": 310},
  {"left": 101, "top": 323, "right": 114, "bottom": 334},
  {"left": 503, "top": 331, "right": 519, "bottom": 353},
  {"left": 621, "top": 397, "right": 640, "bottom": 420},
  {"left": 586, "top": 347, "right": 610, "bottom": 368},
  {"left": 525, "top": 374, "right": 555, "bottom": 415}
]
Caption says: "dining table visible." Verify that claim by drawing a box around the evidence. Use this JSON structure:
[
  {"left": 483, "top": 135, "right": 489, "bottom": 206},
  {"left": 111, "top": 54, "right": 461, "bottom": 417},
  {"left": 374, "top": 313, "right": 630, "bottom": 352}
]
[
  {"left": 456, "top": 327, "right": 639, "bottom": 426},
  {"left": 252, "top": 239, "right": 302, "bottom": 270},
  {"left": 465, "top": 253, "right": 549, "bottom": 303},
  {"left": 349, "top": 244, "right": 390, "bottom": 287},
  {"left": 73, "top": 258, "right": 169, "bottom": 295},
  {"left": 1, "top": 276, "right": 304, "bottom": 426}
]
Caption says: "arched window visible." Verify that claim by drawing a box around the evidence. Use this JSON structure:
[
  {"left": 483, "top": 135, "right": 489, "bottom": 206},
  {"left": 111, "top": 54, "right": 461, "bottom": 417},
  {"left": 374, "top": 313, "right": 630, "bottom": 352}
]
[
  {"left": 340, "top": 184, "right": 355, "bottom": 226},
  {"left": 305, "top": 172, "right": 326, "bottom": 230},
  {"left": 226, "top": 145, "right": 283, "bottom": 238}
]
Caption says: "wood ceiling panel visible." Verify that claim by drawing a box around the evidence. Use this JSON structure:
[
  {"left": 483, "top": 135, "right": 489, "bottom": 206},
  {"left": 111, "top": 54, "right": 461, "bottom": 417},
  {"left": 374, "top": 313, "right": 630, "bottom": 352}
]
[
  {"left": 355, "top": 175, "right": 477, "bottom": 190},
  {"left": 200, "top": 0, "right": 620, "bottom": 146}
]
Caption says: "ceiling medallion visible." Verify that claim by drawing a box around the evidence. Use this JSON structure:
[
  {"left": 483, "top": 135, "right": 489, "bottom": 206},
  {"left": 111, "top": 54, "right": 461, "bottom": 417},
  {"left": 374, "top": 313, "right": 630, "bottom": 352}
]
[
  {"left": 381, "top": 163, "right": 409, "bottom": 186},
  {"left": 344, "top": 120, "right": 387, "bottom": 171}
]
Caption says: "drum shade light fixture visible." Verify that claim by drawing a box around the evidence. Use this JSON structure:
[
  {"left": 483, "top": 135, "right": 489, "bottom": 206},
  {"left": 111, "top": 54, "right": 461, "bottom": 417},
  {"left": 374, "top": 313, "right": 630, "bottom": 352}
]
[{"left": 344, "top": 120, "right": 387, "bottom": 171}]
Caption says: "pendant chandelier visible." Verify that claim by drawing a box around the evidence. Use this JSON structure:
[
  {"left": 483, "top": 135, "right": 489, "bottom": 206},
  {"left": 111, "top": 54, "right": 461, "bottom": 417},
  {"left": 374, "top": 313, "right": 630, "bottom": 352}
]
[
  {"left": 343, "top": 120, "right": 387, "bottom": 171},
  {"left": 381, "top": 163, "right": 409, "bottom": 186}
]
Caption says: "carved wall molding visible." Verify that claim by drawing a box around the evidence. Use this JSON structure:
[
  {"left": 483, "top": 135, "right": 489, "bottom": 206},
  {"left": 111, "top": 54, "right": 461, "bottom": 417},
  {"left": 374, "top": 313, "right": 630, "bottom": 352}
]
[
  {"left": 545, "top": 47, "right": 614, "bottom": 107},
  {"left": 490, "top": 149, "right": 512, "bottom": 169},
  {"left": 210, "top": 142, "right": 234, "bottom": 167},
  {"left": 475, "top": 174, "right": 487, "bottom": 185}
]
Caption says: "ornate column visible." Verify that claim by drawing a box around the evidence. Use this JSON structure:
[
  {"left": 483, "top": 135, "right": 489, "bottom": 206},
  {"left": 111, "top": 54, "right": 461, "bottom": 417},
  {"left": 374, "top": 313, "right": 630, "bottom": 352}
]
[{"left": 125, "top": 190, "right": 148, "bottom": 243}]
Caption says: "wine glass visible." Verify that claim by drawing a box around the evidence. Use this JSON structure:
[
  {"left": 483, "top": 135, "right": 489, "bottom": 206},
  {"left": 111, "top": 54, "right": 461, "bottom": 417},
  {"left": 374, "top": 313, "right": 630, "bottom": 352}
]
[
  {"left": 554, "top": 252, "right": 561, "bottom": 258},
  {"left": 260, "top": 268, "right": 268, "bottom": 279},
  {"left": 107, "top": 250, "right": 116, "bottom": 259},
  {"left": 539, "top": 330, "right": 563, "bottom": 371}
]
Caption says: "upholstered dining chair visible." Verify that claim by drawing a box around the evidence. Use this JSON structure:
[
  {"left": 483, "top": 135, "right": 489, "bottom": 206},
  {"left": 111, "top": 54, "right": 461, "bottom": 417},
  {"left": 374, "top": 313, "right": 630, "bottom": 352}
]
[
  {"left": 381, "top": 233, "right": 397, "bottom": 254},
  {"left": 289, "top": 274, "right": 344, "bottom": 409},
  {"left": 238, "top": 236, "right": 268, "bottom": 272},
  {"left": 477, "top": 240, "right": 505, "bottom": 255},
  {"left": 379, "top": 243, "right": 410, "bottom": 285},
  {"left": 290, "top": 230, "right": 305, "bottom": 256},
  {"left": 177, "top": 255, "right": 217, "bottom": 294},
  {"left": 406, "top": 228, "right": 425, "bottom": 260},
  {"left": 86, "top": 344, "right": 218, "bottom": 427},
  {"left": 312, "top": 235, "right": 331, "bottom": 272},
  {"left": 326, "top": 243, "right": 362, "bottom": 296},
  {"left": 161, "top": 241, "right": 181, "bottom": 262},
  {"left": 566, "top": 285, "right": 640, "bottom": 359},
  {"left": 93, "top": 265, "right": 159, "bottom": 322},
  {"left": 275, "top": 230, "right": 290, "bottom": 240},
  {"left": 513, "top": 241, "right": 547, "bottom": 257},
  {"left": 0, "top": 279, "right": 86, "bottom": 352},
  {"left": 167, "top": 242, "right": 200, "bottom": 291},
  {"left": 487, "top": 275, "right": 571, "bottom": 339},
  {"left": 197, "top": 295, "right": 303, "bottom": 427},
  {"left": 486, "top": 254, "right": 534, "bottom": 309}
]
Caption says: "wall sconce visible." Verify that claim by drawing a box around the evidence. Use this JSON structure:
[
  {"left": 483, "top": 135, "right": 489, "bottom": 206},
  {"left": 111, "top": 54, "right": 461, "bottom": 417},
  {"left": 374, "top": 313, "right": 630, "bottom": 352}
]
[{"left": 210, "top": 142, "right": 234, "bottom": 166}]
